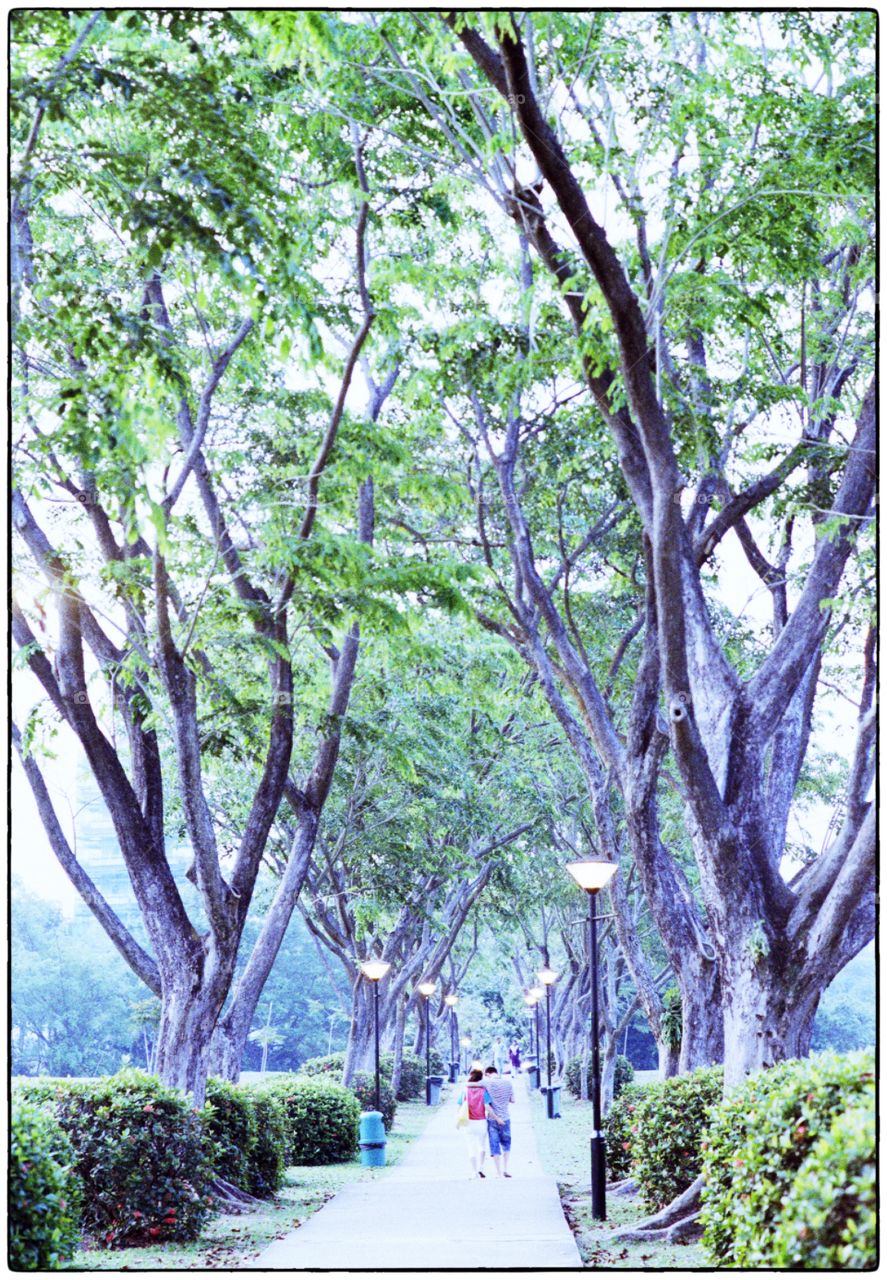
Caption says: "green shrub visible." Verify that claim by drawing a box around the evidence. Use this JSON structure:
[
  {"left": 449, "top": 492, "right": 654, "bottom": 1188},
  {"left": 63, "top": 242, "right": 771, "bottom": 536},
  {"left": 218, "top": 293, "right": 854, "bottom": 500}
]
[
  {"left": 9, "top": 1101, "right": 82, "bottom": 1269},
  {"left": 701, "top": 1050, "right": 875, "bottom": 1268},
  {"left": 380, "top": 1052, "right": 424, "bottom": 1101},
  {"left": 603, "top": 1083, "right": 644, "bottom": 1182},
  {"left": 565, "top": 1053, "right": 634, "bottom": 1100},
  {"left": 350, "top": 1072, "right": 397, "bottom": 1130},
  {"left": 204, "top": 1078, "right": 258, "bottom": 1190},
  {"left": 263, "top": 1075, "right": 359, "bottom": 1165},
  {"left": 241, "top": 1088, "right": 288, "bottom": 1197},
  {"left": 633, "top": 1065, "right": 723, "bottom": 1211},
  {"left": 770, "top": 1103, "right": 876, "bottom": 1269},
  {"left": 297, "top": 1052, "right": 346, "bottom": 1080},
  {"left": 15, "top": 1070, "right": 214, "bottom": 1247}
]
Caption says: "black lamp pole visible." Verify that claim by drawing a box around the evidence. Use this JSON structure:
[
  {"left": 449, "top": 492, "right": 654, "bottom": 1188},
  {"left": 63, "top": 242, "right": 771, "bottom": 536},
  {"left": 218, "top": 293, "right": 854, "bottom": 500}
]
[
  {"left": 534, "top": 1003, "right": 540, "bottom": 1074},
  {"left": 545, "top": 984, "right": 554, "bottom": 1118},
  {"left": 589, "top": 889, "right": 606, "bottom": 1220},
  {"left": 373, "top": 979, "right": 382, "bottom": 1115},
  {"left": 424, "top": 996, "right": 432, "bottom": 1104}
]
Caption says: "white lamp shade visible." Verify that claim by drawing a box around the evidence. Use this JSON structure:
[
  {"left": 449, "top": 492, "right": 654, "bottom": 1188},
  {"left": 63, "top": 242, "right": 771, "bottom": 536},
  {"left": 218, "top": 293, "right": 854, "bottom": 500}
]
[
  {"left": 537, "top": 966, "right": 559, "bottom": 986},
  {"left": 417, "top": 980, "right": 437, "bottom": 997},
  {"left": 460, "top": 1036, "right": 472, "bottom": 1047},
  {"left": 524, "top": 995, "right": 537, "bottom": 1006},
  {"left": 528, "top": 985, "right": 544, "bottom": 1000},
  {"left": 359, "top": 958, "right": 391, "bottom": 981},
  {"left": 566, "top": 859, "right": 618, "bottom": 892},
  {"left": 444, "top": 993, "right": 458, "bottom": 1007}
]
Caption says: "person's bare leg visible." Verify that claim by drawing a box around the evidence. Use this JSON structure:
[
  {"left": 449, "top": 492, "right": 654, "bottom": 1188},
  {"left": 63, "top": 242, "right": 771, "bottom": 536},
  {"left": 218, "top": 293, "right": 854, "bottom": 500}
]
[{"left": 491, "top": 1152, "right": 502, "bottom": 1176}]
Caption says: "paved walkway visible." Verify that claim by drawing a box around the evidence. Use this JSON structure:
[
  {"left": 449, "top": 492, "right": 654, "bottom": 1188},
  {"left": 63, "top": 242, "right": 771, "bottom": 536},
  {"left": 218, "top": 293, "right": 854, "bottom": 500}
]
[{"left": 252, "top": 1073, "right": 581, "bottom": 1269}]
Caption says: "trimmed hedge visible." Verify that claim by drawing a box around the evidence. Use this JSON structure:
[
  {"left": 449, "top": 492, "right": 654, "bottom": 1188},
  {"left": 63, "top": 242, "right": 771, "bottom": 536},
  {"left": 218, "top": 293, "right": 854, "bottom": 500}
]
[
  {"left": 241, "top": 1088, "right": 288, "bottom": 1197},
  {"left": 632, "top": 1065, "right": 723, "bottom": 1211},
  {"left": 298, "top": 1052, "right": 346, "bottom": 1080},
  {"left": 204, "top": 1078, "right": 258, "bottom": 1190},
  {"left": 701, "top": 1049, "right": 876, "bottom": 1268},
  {"left": 380, "top": 1052, "right": 425, "bottom": 1101},
  {"left": 10, "top": 1101, "right": 82, "bottom": 1270},
  {"left": 565, "top": 1053, "right": 634, "bottom": 1100},
  {"left": 603, "top": 1083, "right": 644, "bottom": 1182},
  {"left": 350, "top": 1072, "right": 397, "bottom": 1130},
  {"left": 14, "top": 1070, "right": 214, "bottom": 1247},
  {"left": 770, "top": 1104, "right": 876, "bottom": 1269},
  {"left": 263, "top": 1075, "right": 360, "bottom": 1165}
]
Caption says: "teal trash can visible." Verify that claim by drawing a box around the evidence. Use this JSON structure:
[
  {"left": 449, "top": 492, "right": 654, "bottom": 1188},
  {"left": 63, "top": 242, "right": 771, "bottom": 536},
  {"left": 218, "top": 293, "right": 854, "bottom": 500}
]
[
  {"left": 359, "top": 1110, "right": 387, "bottom": 1166},
  {"left": 427, "top": 1075, "right": 444, "bottom": 1105},
  {"left": 527, "top": 1065, "right": 540, "bottom": 1090}
]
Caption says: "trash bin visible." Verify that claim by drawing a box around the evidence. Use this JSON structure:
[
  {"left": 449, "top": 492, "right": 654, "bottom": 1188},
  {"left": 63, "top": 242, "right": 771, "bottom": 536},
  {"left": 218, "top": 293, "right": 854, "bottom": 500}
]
[
  {"left": 448, "top": 1060, "right": 460, "bottom": 1083},
  {"left": 427, "top": 1074, "right": 445, "bottom": 1105},
  {"left": 527, "top": 1065, "right": 540, "bottom": 1090},
  {"left": 358, "top": 1110, "right": 387, "bottom": 1166},
  {"left": 540, "top": 1084, "right": 562, "bottom": 1117}
]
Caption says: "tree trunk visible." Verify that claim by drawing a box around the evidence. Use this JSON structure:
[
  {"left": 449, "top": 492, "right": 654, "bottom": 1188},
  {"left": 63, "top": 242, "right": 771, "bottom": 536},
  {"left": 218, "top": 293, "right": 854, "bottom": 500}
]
[
  {"left": 154, "top": 952, "right": 234, "bottom": 1108},
  {"left": 390, "top": 994, "right": 407, "bottom": 1099},
  {"left": 720, "top": 957, "right": 818, "bottom": 1089},
  {"left": 343, "top": 980, "right": 374, "bottom": 1085}
]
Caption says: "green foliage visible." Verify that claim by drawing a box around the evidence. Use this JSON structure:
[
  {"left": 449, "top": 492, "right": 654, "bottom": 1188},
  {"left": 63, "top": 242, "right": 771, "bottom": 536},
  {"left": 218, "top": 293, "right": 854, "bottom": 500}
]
[
  {"left": 380, "top": 1053, "right": 425, "bottom": 1101},
  {"left": 9, "top": 1101, "right": 82, "bottom": 1270},
  {"left": 204, "top": 1078, "right": 259, "bottom": 1190},
  {"left": 701, "top": 1050, "right": 875, "bottom": 1267},
  {"left": 565, "top": 1053, "right": 634, "bottom": 1100},
  {"left": 298, "top": 1052, "right": 346, "bottom": 1080},
  {"left": 262, "top": 1075, "right": 360, "bottom": 1165},
  {"left": 770, "top": 1104, "right": 876, "bottom": 1269},
  {"left": 632, "top": 1066, "right": 724, "bottom": 1211},
  {"left": 349, "top": 1072, "right": 397, "bottom": 1131},
  {"left": 660, "top": 988, "right": 682, "bottom": 1051},
  {"left": 240, "top": 1088, "right": 288, "bottom": 1197},
  {"left": 603, "top": 1083, "right": 644, "bottom": 1182},
  {"left": 14, "top": 1070, "right": 214, "bottom": 1247}
]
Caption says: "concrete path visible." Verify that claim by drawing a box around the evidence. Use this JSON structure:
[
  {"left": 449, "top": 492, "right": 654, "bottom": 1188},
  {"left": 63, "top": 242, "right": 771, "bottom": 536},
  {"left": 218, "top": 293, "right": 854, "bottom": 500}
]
[{"left": 252, "top": 1073, "right": 582, "bottom": 1270}]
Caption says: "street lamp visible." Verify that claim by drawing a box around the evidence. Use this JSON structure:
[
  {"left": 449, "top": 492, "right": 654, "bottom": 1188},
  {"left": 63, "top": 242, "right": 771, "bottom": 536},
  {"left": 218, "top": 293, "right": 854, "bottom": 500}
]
[
  {"left": 359, "top": 957, "right": 391, "bottom": 1115},
  {"left": 444, "top": 993, "right": 459, "bottom": 1082},
  {"left": 537, "top": 964, "right": 559, "bottom": 1118},
  {"left": 460, "top": 1035, "right": 472, "bottom": 1074},
  {"left": 418, "top": 979, "right": 437, "bottom": 1104},
  {"left": 566, "top": 858, "right": 618, "bottom": 1221}
]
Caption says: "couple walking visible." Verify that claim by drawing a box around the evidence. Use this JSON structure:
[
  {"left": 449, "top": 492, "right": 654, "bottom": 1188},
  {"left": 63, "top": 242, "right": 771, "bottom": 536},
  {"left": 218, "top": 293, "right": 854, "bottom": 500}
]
[{"left": 457, "top": 1065, "right": 514, "bottom": 1179}]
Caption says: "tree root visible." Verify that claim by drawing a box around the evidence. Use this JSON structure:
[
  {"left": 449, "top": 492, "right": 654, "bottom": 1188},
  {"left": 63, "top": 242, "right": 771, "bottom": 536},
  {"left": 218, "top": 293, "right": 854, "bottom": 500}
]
[
  {"left": 209, "top": 1176, "right": 264, "bottom": 1213},
  {"left": 607, "top": 1176, "right": 639, "bottom": 1196},
  {"left": 609, "top": 1174, "right": 704, "bottom": 1240}
]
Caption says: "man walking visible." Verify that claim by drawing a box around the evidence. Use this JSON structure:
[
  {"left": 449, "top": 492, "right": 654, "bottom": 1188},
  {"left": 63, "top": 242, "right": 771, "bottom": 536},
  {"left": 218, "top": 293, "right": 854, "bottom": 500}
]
[{"left": 484, "top": 1065, "right": 514, "bottom": 1178}]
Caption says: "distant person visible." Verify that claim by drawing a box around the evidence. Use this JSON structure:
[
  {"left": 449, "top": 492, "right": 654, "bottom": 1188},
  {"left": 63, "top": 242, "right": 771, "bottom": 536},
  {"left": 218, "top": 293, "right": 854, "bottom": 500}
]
[
  {"left": 509, "top": 1041, "right": 521, "bottom": 1073},
  {"left": 492, "top": 1036, "right": 505, "bottom": 1074},
  {"left": 484, "top": 1065, "right": 515, "bottom": 1178},
  {"left": 456, "top": 1067, "right": 493, "bottom": 1178}
]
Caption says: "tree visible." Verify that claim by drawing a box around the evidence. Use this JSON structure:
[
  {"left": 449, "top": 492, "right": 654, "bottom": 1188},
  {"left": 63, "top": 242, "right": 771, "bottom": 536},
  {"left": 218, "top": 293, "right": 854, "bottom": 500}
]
[
  {"left": 354, "top": 9, "right": 875, "bottom": 1085},
  {"left": 10, "top": 11, "right": 405, "bottom": 1102}
]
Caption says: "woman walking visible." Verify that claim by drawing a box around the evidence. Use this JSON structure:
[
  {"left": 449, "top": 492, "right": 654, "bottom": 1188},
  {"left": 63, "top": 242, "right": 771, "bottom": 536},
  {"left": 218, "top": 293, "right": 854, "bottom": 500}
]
[{"left": 457, "top": 1068, "right": 493, "bottom": 1178}]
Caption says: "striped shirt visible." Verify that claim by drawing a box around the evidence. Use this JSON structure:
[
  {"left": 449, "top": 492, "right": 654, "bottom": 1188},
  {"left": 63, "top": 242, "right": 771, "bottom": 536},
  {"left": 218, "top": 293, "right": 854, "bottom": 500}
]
[{"left": 484, "top": 1076, "right": 514, "bottom": 1121}]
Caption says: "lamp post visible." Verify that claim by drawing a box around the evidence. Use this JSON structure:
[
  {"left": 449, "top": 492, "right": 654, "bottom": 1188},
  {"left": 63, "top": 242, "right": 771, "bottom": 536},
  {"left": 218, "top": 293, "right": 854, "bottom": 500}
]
[
  {"left": 359, "top": 957, "right": 391, "bottom": 1115},
  {"left": 418, "top": 980, "right": 437, "bottom": 1103},
  {"left": 524, "top": 994, "right": 538, "bottom": 1087},
  {"left": 566, "top": 858, "right": 618, "bottom": 1222},
  {"left": 444, "top": 993, "right": 459, "bottom": 1082},
  {"left": 537, "top": 965, "right": 559, "bottom": 1118},
  {"left": 460, "top": 1035, "right": 471, "bottom": 1074}
]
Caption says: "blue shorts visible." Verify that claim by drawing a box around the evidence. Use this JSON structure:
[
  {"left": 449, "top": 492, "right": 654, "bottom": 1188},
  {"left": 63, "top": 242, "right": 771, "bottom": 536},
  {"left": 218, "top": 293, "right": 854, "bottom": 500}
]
[{"left": 487, "top": 1117, "right": 511, "bottom": 1155}]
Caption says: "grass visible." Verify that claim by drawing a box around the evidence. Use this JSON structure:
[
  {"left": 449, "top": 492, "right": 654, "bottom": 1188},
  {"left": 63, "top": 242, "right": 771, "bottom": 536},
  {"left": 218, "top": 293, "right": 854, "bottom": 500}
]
[
  {"left": 529, "top": 1089, "right": 707, "bottom": 1270},
  {"left": 70, "top": 1100, "right": 436, "bottom": 1270}
]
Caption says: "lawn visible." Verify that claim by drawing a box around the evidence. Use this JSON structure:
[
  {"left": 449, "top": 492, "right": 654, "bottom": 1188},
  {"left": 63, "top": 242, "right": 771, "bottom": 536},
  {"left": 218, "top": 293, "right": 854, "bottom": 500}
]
[
  {"left": 529, "top": 1089, "right": 707, "bottom": 1269},
  {"left": 71, "top": 1100, "right": 436, "bottom": 1270}
]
